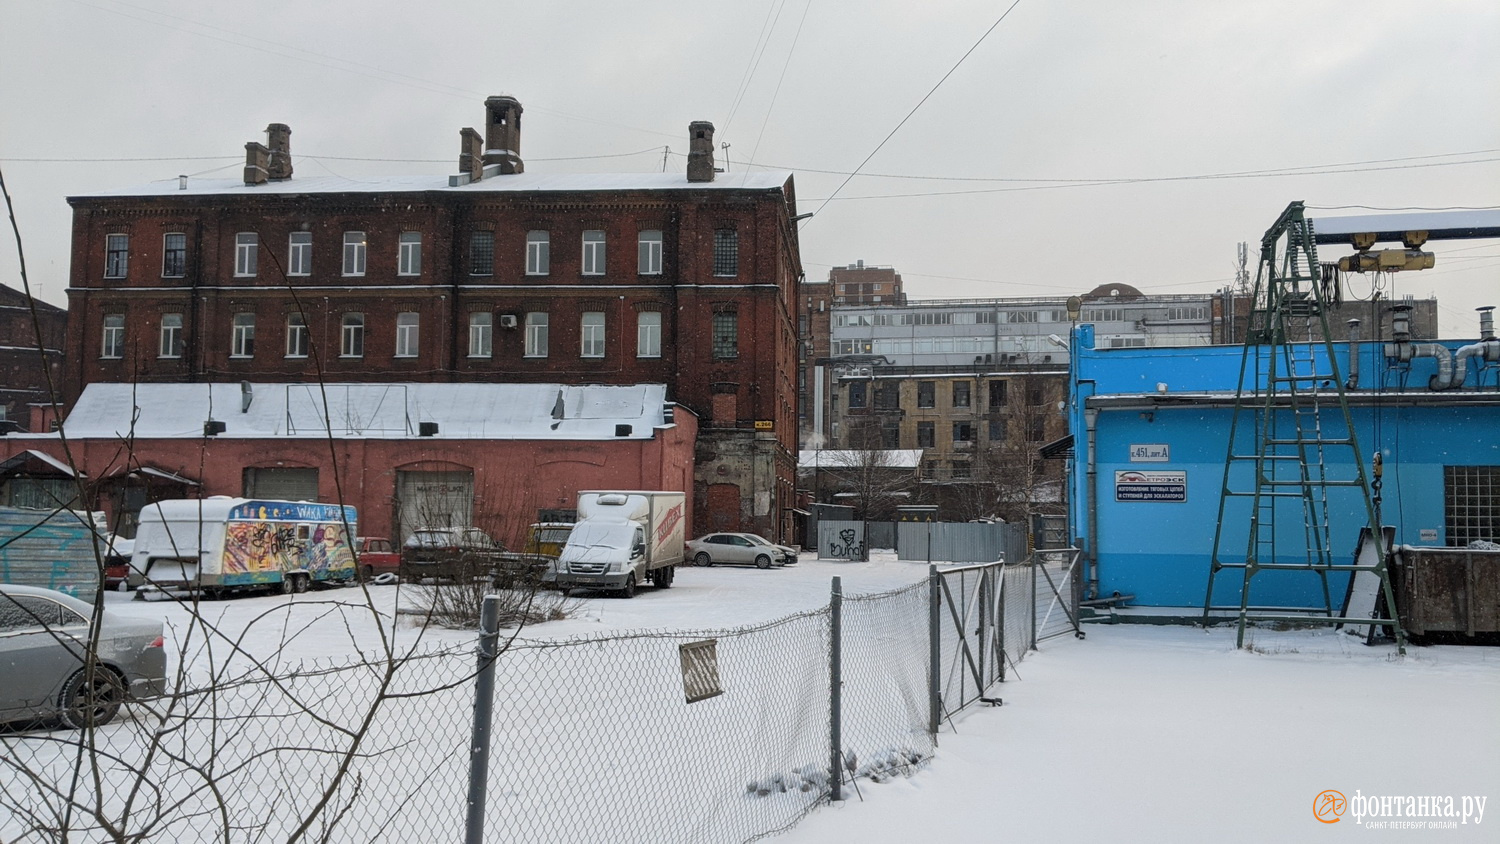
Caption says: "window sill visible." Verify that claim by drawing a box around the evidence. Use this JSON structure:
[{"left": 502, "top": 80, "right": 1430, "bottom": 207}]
[
  {"left": 229, "top": 355, "right": 254, "bottom": 360},
  {"left": 467, "top": 355, "right": 493, "bottom": 360},
  {"left": 394, "top": 355, "right": 418, "bottom": 360},
  {"left": 522, "top": 355, "right": 548, "bottom": 359},
  {"left": 285, "top": 355, "right": 309, "bottom": 360}
]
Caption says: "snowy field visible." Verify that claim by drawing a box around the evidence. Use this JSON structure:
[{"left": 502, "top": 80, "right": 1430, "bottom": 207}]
[
  {"left": 11, "top": 554, "right": 1498, "bottom": 841},
  {"left": 778, "top": 622, "right": 1500, "bottom": 843}
]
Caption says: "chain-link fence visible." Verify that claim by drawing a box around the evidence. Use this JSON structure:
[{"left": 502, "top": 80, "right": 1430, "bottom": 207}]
[{"left": 3, "top": 560, "right": 1078, "bottom": 843}]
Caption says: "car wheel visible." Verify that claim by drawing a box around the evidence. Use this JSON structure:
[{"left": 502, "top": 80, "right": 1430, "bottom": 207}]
[
  {"left": 619, "top": 574, "right": 636, "bottom": 599},
  {"left": 755, "top": 554, "right": 772, "bottom": 570},
  {"left": 362, "top": 565, "right": 374, "bottom": 579},
  {"left": 60, "top": 668, "right": 126, "bottom": 729},
  {"left": 694, "top": 552, "right": 712, "bottom": 568}
]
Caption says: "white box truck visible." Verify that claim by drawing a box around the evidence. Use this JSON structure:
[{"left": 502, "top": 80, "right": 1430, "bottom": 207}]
[
  {"left": 130, "top": 497, "right": 357, "bottom": 594},
  {"left": 553, "top": 491, "right": 685, "bottom": 598}
]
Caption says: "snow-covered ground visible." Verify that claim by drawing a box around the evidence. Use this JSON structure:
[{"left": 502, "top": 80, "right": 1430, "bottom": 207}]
[
  {"left": 778, "top": 622, "right": 1500, "bottom": 843},
  {"left": 30, "top": 555, "right": 1500, "bottom": 841}
]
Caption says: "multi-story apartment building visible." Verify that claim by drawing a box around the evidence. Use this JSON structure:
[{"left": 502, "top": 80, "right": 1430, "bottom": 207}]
[{"left": 54, "top": 97, "right": 803, "bottom": 540}]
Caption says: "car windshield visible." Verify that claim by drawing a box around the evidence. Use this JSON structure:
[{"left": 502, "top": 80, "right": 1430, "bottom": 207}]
[
  {"left": 742, "top": 534, "right": 774, "bottom": 546},
  {"left": 567, "top": 522, "right": 633, "bottom": 550},
  {"left": 410, "top": 531, "right": 455, "bottom": 545}
]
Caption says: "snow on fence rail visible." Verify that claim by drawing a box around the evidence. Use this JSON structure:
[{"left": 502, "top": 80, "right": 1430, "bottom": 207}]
[{"left": 1, "top": 559, "right": 1076, "bottom": 843}]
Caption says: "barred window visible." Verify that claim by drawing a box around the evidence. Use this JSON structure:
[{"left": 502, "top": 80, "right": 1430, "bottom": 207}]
[
  {"left": 917, "top": 381, "right": 935, "bottom": 408},
  {"left": 162, "top": 233, "right": 185, "bottom": 278},
  {"left": 989, "top": 380, "right": 1008, "bottom": 408},
  {"left": 713, "top": 229, "right": 738, "bottom": 277},
  {"left": 953, "top": 382, "right": 971, "bottom": 408},
  {"left": 916, "top": 421, "right": 935, "bottom": 448},
  {"left": 470, "top": 232, "right": 494, "bottom": 276},
  {"left": 1445, "top": 466, "right": 1499, "bottom": 546},
  {"left": 712, "top": 311, "right": 737, "bottom": 359},
  {"left": 105, "top": 234, "right": 129, "bottom": 278}
]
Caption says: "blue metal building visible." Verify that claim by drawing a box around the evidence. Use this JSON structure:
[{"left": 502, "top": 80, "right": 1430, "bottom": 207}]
[{"left": 1064, "top": 321, "right": 1500, "bottom": 609}]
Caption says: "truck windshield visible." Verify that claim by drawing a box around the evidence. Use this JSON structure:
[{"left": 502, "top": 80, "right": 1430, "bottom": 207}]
[{"left": 567, "top": 522, "right": 632, "bottom": 550}]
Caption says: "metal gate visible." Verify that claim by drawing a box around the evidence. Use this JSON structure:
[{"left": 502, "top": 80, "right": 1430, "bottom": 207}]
[
  {"left": 243, "top": 467, "right": 319, "bottom": 502},
  {"left": 395, "top": 470, "right": 474, "bottom": 542}
]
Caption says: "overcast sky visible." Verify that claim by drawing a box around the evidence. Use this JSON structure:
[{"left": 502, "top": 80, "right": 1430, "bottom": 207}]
[{"left": 3, "top": 0, "right": 1496, "bottom": 337}]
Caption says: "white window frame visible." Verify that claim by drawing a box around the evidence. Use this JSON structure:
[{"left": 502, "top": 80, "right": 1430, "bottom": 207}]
[
  {"left": 288, "top": 232, "right": 312, "bottom": 276},
  {"left": 285, "top": 313, "right": 309, "bottom": 358},
  {"left": 105, "top": 234, "right": 129, "bottom": 279},
  {"left": 234, "top": 233, "right": 258, "bottom": 277},
  {"left": 342, "top": 231, "right": 367, "bottom": 277},
  {"left": 581, "top": 230, "right": 605, "bottom": 276},
  {"left": 524, "top": 312, "right": 548, "bottom": 358},
  {"left": 468, "top": 312, "right": 493, "bottom": 358},
  {"left": 341, "top": 313, "right": 365, "bottom": 358},
  {"left": 526, "top": 231, "right": 549, "bottom": 275},
  {"left": 637, "top": 230, "right": 662, "bottom": 275},
  {"left": 231, "top": 312, "right": 256, "bottom": 359},
  {"left": 581, "top": 311, "right": 605, "bottom": 358},
  {"left": 395, "top": 312, "right": 419, "bottom": 358},
  {"left": 637, "top": 311, "right": 661, "bottom": 358},
  {"left": 398, "top": 232, "right": 421, "bottom": 277},
  {"left": 158, "top": 313, "right": 182, "bottom": 358},
  {"left": 101, "top": 314, "right": 125, "bottom": 359}
]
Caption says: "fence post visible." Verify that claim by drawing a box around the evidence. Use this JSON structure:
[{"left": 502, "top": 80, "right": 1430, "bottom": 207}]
[
  {"left": 997, "top": 565, "right": 1007, "bottom": 683},
  {"left": 829, "top": 576, "right": 843, "bottom": 802},
  {"left": 465, "top": 595, "right": 502, "bottom": 844},
  {"left": 928, "top": 565, "right": 940, "bottom": 737},
  {"left": 1030, "top": 555, "right": 1038, "bottom": 651}
]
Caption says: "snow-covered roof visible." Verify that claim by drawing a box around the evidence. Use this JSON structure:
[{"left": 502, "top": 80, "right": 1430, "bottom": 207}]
[
  {"left": 798, "top": 449, "right": 924, "bottom": 469},
  {"left": 1311, "top": 209, "right": 1500, "bottom": 244},
  {"left": 45, "top": 382, "right": 672, "bottom": 441},
  {"left": 72, "top": 171, "right": 793, "bottom": 200}
]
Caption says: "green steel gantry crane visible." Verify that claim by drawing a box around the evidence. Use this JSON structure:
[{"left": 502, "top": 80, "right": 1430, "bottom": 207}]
[{"left": 1202, "top": 201, "right": 1406, "bottom": 652}]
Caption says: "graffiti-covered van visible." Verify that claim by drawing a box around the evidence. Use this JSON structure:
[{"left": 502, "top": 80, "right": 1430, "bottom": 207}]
[{"left": 130, "top": 497, "right": 357, "bottom": 593}]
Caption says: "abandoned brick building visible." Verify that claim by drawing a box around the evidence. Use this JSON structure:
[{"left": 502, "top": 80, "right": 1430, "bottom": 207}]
[{"left": 48, "top": 96, "right": 804, "bottom": 540}]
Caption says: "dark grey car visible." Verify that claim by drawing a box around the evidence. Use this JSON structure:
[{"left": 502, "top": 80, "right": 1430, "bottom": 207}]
[{"left": 0, "top": 584, "right": 167, "bottom": 729}]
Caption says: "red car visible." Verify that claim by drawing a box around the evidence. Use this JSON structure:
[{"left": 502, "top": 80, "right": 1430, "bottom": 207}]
[{"left": 355, "top": 537, "right": 401, "bottom": 579}]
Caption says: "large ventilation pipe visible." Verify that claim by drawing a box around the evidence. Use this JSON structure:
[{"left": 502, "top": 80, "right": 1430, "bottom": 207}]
[{"left": 1452, "top": 306, "right": 1500, "bottom": 388}]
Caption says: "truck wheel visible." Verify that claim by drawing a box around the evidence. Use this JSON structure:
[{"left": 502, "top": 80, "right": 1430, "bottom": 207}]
[
  {"left": 293, "top": 574, "right": 310, "bottom": 594},
  {"left": 281, "top": 576, "right": 297, "bottom": 596},
  {"left": 657, "top": 566, "right": 674, "bottom": 589},
  {"left": 694, "top": 553, "right": 711, "bottom": 568},
  {"left": 619, "top": 574, "right": 636, "bottom": 599},
  {"left": 755, "top": 554, "right": 772, "bottom": 570}
]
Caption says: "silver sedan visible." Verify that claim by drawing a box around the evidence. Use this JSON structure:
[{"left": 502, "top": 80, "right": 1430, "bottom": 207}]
[
  {"left": 686, "top": 533, "right": 799, "bottom": 569},
  {"left": 0, "top": 584, "right": 167, "bottom": 729}
]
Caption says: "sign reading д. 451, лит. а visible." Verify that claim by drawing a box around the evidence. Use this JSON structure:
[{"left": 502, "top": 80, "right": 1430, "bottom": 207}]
[
  {"left": 1115, "top": 470, "right": 1186, "bottom": 502},
  {"left": 1129, "top": 443, "right": 1170, "bottom": 462}
]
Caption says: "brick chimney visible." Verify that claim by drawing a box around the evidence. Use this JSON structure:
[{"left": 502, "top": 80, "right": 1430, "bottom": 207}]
[
  {"left": 687, "top": 121, "right": 715, "bottom": 182},
  {"left": 266, "top": 123, "right": 293, "bottom": 181},
  {"left": 459, "top": 127, "right": 484, "bottom": 181},
  {"left": 483, "top": 96, "right": 524, "bottom": 175},
  {"left": 244, "top": 141, "right": 269, "bottom": 186}
]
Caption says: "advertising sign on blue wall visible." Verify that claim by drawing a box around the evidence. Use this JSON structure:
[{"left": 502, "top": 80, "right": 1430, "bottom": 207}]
[{"left": 1115, "top": 470, "right": 1187, "bottom": 502}]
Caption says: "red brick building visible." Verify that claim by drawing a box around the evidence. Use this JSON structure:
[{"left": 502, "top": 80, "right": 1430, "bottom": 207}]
[
  {"left": 57, "top": 97, "right": 803, "bottom": 539},
  {"left": 0, "top": 283, "right": 66, "bottom": 430}
]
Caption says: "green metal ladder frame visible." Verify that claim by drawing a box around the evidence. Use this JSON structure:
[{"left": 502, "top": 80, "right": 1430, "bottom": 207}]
[{"left": 1202, "top": 202, "right": 1406, "bottom": 653}]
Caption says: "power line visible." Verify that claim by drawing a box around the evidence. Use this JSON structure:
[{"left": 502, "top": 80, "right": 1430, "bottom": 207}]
[
  {"left": 747, "top": 0, "right": 814, "bottom": 169},
  {"left": 801, "top": 0, "right": 1027, "bottom": 228},
  {"left": 723, "top": 0, "right": 787, "bottom": 138}
]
